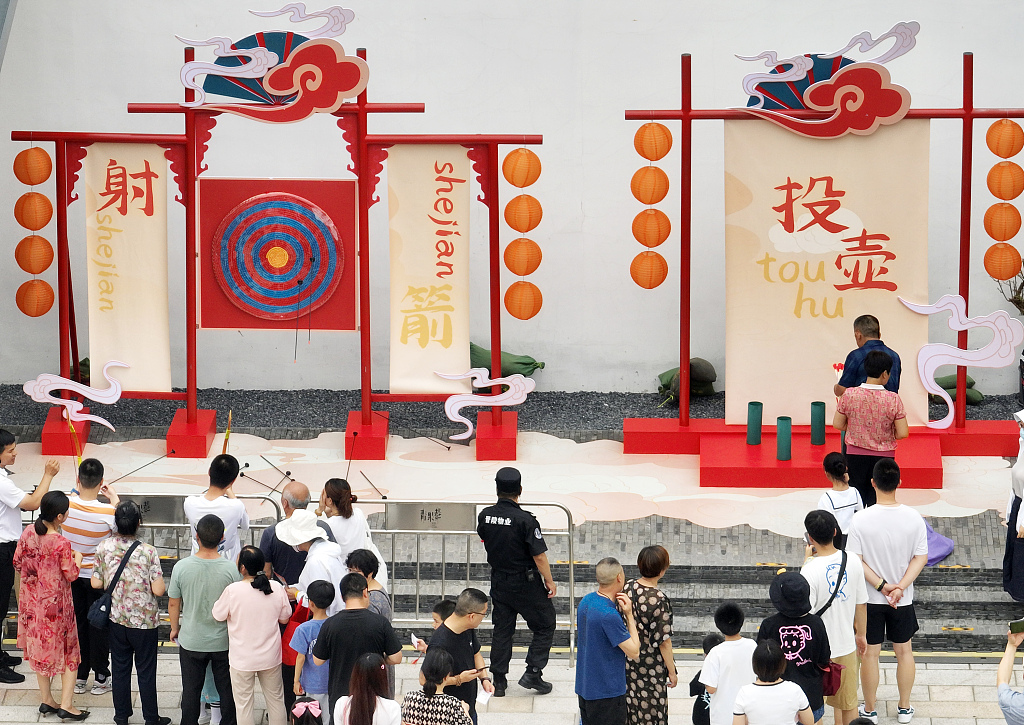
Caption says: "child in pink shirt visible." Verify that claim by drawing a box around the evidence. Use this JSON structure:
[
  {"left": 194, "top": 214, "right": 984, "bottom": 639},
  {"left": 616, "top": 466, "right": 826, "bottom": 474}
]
[
  {"left": 833, "top": 350, "right": 908, "bottom": 507},
  {"left": 213, "top": 546, "right": 292, "bottom": 725}
]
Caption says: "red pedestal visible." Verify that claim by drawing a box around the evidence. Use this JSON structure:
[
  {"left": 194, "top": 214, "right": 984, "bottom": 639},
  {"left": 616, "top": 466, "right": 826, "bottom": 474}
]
[
  {"left": 41, "top": 407, "right": 91, "bottom": 457},
  {"left": 346, "top": 411, "right": 389, "bottom": 460},
  {"left": 936, "top": 419, "right": 1020, "bottom": 456},
  {"left": 166, "top": 409, "right": 217, "bottom": 458},
  {"left": 476, "top": 410, "right": 518, "bottom": 461}
]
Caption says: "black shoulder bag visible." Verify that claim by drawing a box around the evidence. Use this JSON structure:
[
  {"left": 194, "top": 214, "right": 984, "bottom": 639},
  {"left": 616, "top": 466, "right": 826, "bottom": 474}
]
[{"left": 88, "top": 540, "right": 141, "bottom": 630}]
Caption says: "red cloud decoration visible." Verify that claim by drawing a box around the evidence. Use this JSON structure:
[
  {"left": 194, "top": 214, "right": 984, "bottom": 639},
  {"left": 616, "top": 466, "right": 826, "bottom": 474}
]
[
  {"left": 205, "top": 39, "right": 369, "bottom": 123},
  {"left": 744, "top": 63, "right": 911, "bottom": 139}
]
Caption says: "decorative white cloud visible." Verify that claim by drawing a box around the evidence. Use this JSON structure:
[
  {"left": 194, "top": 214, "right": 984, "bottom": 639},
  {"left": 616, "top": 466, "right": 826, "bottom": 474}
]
[{"left": 767, "top": 208, "right": 866, "bottom": 254}]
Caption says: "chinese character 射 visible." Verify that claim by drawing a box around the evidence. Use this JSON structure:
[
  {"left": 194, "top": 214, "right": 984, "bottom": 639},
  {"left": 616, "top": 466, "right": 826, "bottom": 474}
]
[{"left": 97, "top": 158, "right": 159, "bottom": 217}]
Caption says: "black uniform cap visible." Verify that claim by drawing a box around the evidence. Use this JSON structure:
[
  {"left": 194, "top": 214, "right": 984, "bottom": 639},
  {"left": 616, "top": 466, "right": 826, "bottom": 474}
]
[{"left": 495, "top": 467, "right": 522, "bottom": 495}]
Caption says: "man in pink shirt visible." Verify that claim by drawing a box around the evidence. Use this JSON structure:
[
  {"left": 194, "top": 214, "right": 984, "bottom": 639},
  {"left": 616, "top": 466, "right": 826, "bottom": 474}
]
[{"left": 833, "top": 350, "right": 909, "bottom": 507}]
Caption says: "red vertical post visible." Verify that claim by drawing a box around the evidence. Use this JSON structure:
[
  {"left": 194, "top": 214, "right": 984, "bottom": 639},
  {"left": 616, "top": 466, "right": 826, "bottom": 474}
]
[
  {"left": 678, "top": 54, "right": 693, "bottom": 427},
  {"left": 955, "top": 52, "right": 974, "bottom": 429},
  {"left": 488, "top": 142, "right": 503, "bottom": 424},
  {"left": 183, "top": 47, "right": 198, "bottom": 424},
  {"left": 54, "top": 138, "right": 71, "bottom": 384},
  {"left": 357, "top": 48, "right": 373, "bottom": 425}
]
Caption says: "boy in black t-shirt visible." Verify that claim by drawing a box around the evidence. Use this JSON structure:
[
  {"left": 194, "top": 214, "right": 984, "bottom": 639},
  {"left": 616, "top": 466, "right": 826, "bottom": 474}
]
[{"left": 689, "top": 632, "right": 724, "bottom": 725}]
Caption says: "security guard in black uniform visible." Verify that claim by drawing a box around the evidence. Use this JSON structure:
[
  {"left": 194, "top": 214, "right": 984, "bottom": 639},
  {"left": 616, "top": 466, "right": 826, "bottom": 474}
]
[{"left": 477, "top": 467, "right": 556, "bottom": 697}]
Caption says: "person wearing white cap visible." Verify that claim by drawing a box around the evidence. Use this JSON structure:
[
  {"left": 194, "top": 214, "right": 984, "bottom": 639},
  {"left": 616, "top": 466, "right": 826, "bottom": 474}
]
[{"left": 275, "top": 510, "right": 347, "bottom": 616}]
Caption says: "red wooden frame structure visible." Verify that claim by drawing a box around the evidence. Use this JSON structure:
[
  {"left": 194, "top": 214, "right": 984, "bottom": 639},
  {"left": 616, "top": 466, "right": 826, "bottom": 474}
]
[
  {"left": 622, "top": 52, "right": 1023, "bottom": 484},
  {"left": 14, "top": 48, "right": 540, "bottom": 460}
]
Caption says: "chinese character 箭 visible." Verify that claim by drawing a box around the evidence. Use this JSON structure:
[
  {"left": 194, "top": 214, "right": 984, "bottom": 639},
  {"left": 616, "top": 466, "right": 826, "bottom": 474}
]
[{"left": 399, "top": 285, "right": 454, "bottom": 348}]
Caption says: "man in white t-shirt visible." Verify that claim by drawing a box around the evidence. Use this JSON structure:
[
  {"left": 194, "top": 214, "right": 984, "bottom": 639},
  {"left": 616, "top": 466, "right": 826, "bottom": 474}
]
[
  {"left": 0, "top": 429, "right": 61, "bottom": 684},
  {"left": 183, "top": 454, "right": 249, "bottom": 563},
  {"left": 846, "top": 459, "right": 928, "bottom": 725},
  {"left": 801, "top": 509, "right": 868, "bottom": 725},
  {"left": 698, "top": 601, "right": 757, "bottom": 725},
  {"left": 65, "top": 458, "right": 118, "bottom": 695}
]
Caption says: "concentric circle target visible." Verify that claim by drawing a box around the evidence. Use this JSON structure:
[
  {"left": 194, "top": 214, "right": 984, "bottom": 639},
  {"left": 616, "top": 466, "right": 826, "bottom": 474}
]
[{"left": 212, "top": 193, "right": 343, "bottom": 320}]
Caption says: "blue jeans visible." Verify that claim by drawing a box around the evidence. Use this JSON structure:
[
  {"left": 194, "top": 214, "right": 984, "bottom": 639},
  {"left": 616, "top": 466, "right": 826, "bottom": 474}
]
[{"left": 813, "top": 704, "right": 825, "bottom": 722}]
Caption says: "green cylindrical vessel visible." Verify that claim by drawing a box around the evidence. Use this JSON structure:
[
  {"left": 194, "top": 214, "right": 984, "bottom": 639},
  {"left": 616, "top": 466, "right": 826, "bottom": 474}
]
[
  {"left": 811, "top": 401, "right": 826, "bottom": 445},
  {"left": 747, "top": 402, "right": 763, "bottom": 445},
  {"left": 777, "top": 416, "right": 792, "bottom": 461}
]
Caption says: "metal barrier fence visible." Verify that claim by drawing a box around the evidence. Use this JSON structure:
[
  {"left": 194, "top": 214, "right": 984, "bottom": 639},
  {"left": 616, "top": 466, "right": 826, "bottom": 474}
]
[{"left": 372, "top": 499, "right": 576, "bottom": 658}]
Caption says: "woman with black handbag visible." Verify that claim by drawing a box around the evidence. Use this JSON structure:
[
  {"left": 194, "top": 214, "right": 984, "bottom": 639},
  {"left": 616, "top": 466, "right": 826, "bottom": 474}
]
[{"left": 92, "top": 501, "right": 170, "bottom": 725}]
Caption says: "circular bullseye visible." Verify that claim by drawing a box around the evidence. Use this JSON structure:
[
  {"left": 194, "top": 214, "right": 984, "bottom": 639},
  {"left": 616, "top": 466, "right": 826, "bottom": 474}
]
[{"left": 212, "top": 193, "right": 343, "bottom": 320}]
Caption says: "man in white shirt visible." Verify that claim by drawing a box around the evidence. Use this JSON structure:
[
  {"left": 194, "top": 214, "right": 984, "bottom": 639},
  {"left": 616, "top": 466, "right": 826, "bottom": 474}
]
[
  {"left": 65, "top": 458, "right": 118, "bottom": 695},
  {"left": 801, "top": 509, "right": 868, "bottom": 725},
  {"left": 275, "top": 509, "right": 347, "bottom": 615},
  {"left": 0, "top": 429, "right": 61, "bottom": 684},
  {"left": 183, "top": 454, "right": 249, "bottom": 563},
  {"left": 698, "top": 601, "right": 757, "bottom": 725},
  {"left": 847, "top": 459, "right": 928, "bottom": 725}
]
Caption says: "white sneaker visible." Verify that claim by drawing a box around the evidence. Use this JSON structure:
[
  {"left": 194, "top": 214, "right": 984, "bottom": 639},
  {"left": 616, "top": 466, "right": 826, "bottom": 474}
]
[
  {"left": 897, "top": 705, "right": 915, "bottom": 724},
  {"left": 91, "top": 675, "right": 112, "bottom": 695},
  {"left": 858, "top": 704, "right": 879, "bottom": 724},
  {"left": 73, "top": 679, "right": 88, "bottom": 694},
  {"left": 197, "top": 704, "right": 212, "bottom": 725}
]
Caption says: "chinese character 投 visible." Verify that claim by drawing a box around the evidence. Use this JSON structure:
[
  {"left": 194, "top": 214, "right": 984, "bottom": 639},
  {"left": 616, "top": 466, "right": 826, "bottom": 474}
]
[
  {"left": 834, "top": 229, "right": 897, "bottom": 292},
  {"left": 97, "top": 158, "right": 159, "bottom": 217},
  {"left": 773, "top": 176, "right": 848, "bottom": 234},
  {"left": 400, "top": 285, "right": 454, "bottom": 348}
]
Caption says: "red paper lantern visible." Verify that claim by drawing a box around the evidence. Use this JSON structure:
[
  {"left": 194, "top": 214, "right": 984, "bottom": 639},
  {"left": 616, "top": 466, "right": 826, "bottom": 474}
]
[
  {"left": 502, "top": 149, "right": 542, "bottom": 188},
  {"left": 984, "top": 242, "right": 1023, "bottom": 281},
  {"left": 504, "top": 195, "right": 543, "bottom": 233},
  {"left": 988, "top": 161, "right": 1024, "bottom": 201},
  {"left": 14, "top": 235, "right": 53, "bottom": 274},
  {"left": 987, "top": 119, "right": 1024, "bottom": 159},
  {"left": 13, "top": 148, "right": 52, "bottom": 186},
  {"left": 984, "top": 202, "right": 1022, "bottom": 242},
  {"left": 630, "top": 166, "right": 669, "bottom": 205},
  {"left": 631, "top": 209, "right": 671, "bottom": 248},
  {"left": 633, "top": 123, "right": 673, "bottom": 161},
  {"left": 14, "top": 192, "right": 53, "bottom": 231},
  {"left": 630, "top": 251, "right": 668, "bottom": 289},
  {"left": 16, "top": 279, "right": 54, "bottom": 317},
  {"left": 504, "top": 238, "right": 542, "bottom": 276},
  {"left": 504, "top": 281, "right": 542, "bottom": 320}
]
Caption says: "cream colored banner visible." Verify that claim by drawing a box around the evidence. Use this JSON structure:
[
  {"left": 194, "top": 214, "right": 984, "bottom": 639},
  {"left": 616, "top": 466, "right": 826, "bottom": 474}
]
[
  {"left": 724, "top": 120, "right": 929, "bottom": 426},
  {"left": 84, "top": 143, "right": 172, "bottom": 392},
  {"left": 388, "top": 145, "right": 471, "bottom": 394}
]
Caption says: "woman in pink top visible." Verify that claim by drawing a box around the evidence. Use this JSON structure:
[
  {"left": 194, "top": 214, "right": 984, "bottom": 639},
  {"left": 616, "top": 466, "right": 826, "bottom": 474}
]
[
  {"left": 833, "top": 350, "right": 908, "bottom": 508},
  {"left": 213, "top": 546, "right": 292, "bottom": 725}
]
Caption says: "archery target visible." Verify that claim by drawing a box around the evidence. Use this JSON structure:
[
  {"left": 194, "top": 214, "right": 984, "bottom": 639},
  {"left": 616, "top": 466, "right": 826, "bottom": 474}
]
[{"left": 212, "top": 193, "right": 343, "bottom": 320}]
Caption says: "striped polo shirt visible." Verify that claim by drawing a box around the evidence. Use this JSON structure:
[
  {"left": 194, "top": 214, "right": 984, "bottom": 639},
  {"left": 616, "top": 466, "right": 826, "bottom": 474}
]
[{"left": 64, "top": 494, "right": 116, "bottom": 578}]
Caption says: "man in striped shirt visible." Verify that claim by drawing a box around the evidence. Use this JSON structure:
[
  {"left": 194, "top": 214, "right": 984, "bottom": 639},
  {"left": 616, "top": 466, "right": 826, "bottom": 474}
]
[{"left": 65, "top": 458, "right": 119, "bottom": 695}]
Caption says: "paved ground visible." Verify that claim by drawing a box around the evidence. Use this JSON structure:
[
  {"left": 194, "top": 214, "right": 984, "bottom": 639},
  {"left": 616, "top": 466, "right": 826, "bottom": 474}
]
[{"left": 0, "top": 653, "right": 1014, "bottom": 724}]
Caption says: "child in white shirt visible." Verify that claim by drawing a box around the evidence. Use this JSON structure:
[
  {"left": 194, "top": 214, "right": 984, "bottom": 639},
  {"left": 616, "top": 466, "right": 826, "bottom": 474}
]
[
  {"left": 817, "top": 452, "right": 863, "bottom": 548},
  {"left": 698, "top": 602, "right": 756, "bottom": 725},
  {"left": 732, "top": 639, "right": 812, "bottom": 725}
]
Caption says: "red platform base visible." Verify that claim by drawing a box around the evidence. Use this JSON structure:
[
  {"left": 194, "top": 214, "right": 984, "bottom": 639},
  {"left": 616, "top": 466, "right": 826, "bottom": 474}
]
[
  {"left": 166, "top": 409, "right": 217, "bottom": 458},
  {"left": 346, "top": 411, "right": 389, "bottom": 460},
  {"left": 623, "top": 417, "right": 1021, "bottom": 488},
  {"left": 476, "top": 410, "right": 518, "bottom": 461},
  {"left": 41, "top": 407, "right": 91, "bottom": 457}
]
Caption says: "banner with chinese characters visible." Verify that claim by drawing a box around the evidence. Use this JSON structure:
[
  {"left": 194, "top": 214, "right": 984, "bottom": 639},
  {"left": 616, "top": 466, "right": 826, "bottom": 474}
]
[
  {"left": 723, "top": 120, "right": 929, "bottom": 426},
  {"left": 387, "top": 145, "right": 472, "bottom": 394},
  {"left": 83, "top": 143, "right": 172, "bottom": 392}
]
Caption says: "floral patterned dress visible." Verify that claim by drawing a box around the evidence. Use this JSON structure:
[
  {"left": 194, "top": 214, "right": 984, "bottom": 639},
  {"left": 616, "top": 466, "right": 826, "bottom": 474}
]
[
  {"left": 624, "top": 579, "right": 673, "bottom": 725},
  {"left": 13, "top": 527, "right": 81, "bottom": 676}
]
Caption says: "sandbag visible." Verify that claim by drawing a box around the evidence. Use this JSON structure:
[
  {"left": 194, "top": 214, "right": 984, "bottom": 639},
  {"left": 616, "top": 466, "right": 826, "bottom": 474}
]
[
  {"left": 469, "top": 343, "right": 544, "bottom": 377},
  {"left": 934, "top": 373, "right": 975, "bottom": 390}
]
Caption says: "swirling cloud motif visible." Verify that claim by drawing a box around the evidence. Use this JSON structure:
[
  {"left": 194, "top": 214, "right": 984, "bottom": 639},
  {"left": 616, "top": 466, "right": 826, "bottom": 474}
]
[
  {"left": 23, "top": 361, "right": 129, "bottom": 432},
  {"left": 204, "top": 39, "right": 368, "bottom": 123},
  {"left": 436, "top": 368, "right": 537, "bottom": 441},
  {"left": 250, "top": 3, "right": 355, "bottom": 38},
  {"left": 768, "top": 208, "right": 867, "bottom": 254},
  {"left": 177, "top": 36, "right": 280, "bottom": 107},
  {"left": 745, "top": 63, "right": 911, "bottom": 139},
  {"left": 738, "top": 52, "right": 816, "bottom": 110},
  {"left": 899, "top": 294, "right": 1024, "bottom": 429},
  {"left": 821, "top": 21, "right": 920, "bottom": 65}
]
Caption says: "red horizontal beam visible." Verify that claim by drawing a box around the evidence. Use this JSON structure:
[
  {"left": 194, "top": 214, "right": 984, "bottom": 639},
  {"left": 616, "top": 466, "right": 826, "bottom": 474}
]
[
  {"left": 365, "top": 134, "right": 543, "bottom": 145},
  {"left": 625, "top": 107, "right": 1024, "bottom": 121},
  {"left": 11, "top": 131, "right": 186, "bottom": 144},
  {"left": 370, "top": 392, "right": 505, "bottom": 403},
  {"left": 117, "top": 391, "right": 188, "bottom": 400},
  {"left": 127, "top": 102, "right": 425, "bottom": 115}
]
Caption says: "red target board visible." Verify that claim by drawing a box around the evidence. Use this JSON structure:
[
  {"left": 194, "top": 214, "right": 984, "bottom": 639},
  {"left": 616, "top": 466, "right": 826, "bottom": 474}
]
[{"left": 199, "top": 179, "right": 357, "bottom": 330}]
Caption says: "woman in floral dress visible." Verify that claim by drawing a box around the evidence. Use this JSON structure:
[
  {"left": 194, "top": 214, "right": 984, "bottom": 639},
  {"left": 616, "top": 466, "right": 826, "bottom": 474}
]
[
  {"left": 624, "top": 545, "right": 677, "bottom": 725},
  {"left": 14, "top": 490, "right": 88, "bottom": 720}
]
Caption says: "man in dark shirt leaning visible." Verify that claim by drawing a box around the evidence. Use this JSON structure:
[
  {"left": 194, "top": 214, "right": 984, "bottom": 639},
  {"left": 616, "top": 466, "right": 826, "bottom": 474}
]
[
  {"left": 834, "top": 314, "right": 902, "bottom": 397},
  {"left": 426, "top": 588, "right": 495, "bottom": 725},
  {"left": 312, "top": 573, "right": 402, "bottom": 719},
  {"left": 477, "top": 467, "right": 557, "bottom": 697}
]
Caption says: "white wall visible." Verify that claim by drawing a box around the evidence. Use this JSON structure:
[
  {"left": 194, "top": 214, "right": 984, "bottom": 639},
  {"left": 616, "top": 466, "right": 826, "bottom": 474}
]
[{"left": 2, "top": 1, "right": 1023, "bottom": 394}]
